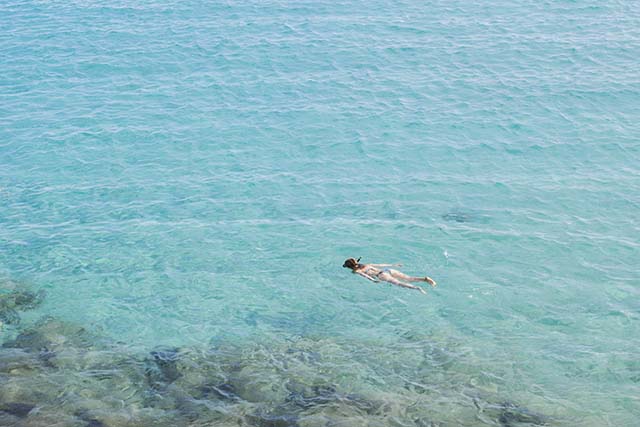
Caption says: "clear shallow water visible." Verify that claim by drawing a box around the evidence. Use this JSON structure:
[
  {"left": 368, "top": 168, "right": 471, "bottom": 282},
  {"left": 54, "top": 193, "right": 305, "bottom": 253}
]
[{"left": 1, "top": 0, "right": 639, "bottom": 425}]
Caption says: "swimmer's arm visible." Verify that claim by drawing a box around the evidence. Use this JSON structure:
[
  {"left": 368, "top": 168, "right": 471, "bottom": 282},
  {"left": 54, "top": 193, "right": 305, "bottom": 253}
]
[
  {"left": 369, "top": 263, "right": 403, "bottom": 267},
  {"left": 356, "top": 271, "right": 379, "bottom": 282}
]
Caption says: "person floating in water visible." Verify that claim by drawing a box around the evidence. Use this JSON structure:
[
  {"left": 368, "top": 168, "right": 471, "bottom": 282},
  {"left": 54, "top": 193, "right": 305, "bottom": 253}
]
[{"left": 342, "top": 257, "right": 437, "bottom": 294}]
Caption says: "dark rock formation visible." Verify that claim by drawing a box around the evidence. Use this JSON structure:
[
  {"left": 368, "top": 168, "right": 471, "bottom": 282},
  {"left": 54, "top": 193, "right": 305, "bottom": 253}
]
[{"left": 0, "top": 402, "right": 36, "bottom": 418}]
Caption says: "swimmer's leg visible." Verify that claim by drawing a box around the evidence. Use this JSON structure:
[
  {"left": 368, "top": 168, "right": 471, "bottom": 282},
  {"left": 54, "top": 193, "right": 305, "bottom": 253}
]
[
  {"left": 379, "top": 273, "right": 427, "bottom": 295},
  {"left": 388, "top": 269, "right": 437, "bottom": 288}
]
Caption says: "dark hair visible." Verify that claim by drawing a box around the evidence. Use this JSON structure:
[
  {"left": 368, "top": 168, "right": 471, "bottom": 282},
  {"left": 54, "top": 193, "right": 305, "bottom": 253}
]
[{"left": 342, "top": 257, "right": 362, "bottom": 270}]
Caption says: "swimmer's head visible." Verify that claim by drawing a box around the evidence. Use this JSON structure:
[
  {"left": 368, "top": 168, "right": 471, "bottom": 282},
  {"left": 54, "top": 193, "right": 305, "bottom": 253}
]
[{"left": 342, "top": 257, "right": 361, "bottom": 270}]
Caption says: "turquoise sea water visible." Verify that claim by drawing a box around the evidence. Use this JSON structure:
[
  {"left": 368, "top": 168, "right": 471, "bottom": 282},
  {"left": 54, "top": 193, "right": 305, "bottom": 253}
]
[{"left": 1, "top": 0, "right": 639, "bottom": 425}]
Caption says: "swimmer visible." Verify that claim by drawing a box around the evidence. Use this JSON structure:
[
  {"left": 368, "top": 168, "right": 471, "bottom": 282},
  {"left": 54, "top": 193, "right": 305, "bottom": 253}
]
[{"left": 342, "top": 257, "right": 437, "bottom": 295}]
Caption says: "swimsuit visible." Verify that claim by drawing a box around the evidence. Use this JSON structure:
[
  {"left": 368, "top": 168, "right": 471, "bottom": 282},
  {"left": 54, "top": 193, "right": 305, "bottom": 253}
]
[{"left": 363, "top": 266, "right": 391, "bottom": 278}]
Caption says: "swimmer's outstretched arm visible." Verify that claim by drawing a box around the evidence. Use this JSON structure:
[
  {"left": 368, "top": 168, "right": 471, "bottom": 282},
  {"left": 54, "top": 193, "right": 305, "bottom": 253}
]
[{"left": 356, "top": 271, "right": 379, "bottom": 282}]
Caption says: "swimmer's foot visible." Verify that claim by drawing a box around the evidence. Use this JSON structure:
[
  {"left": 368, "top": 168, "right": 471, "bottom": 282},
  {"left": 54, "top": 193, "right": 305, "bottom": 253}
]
[
  {"left": 424, "top": 277, "right": 437, "bottom": 288},
  {"left": 418, "top": 287, "right": 427, "bottom": 295}
]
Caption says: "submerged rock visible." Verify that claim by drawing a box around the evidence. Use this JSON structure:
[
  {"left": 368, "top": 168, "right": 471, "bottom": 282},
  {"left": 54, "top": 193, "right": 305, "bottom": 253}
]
[
  {"left": 284, "top": 384, "right": 377, "bottom": 416},
  {"left": 3, "top": 317, "right": 94, "bottom": 353},
  {"left": 74, "top": 409, "right": 109, "bottom": 427},
  {"left": 286, "top": 388, "right": 334, "bottom": 410},
  {"left": 0, "top": 316, "right": 557, "bottom": 427},
  {"left": 0, "top": 288, "right": 46, "bottom": 326},
  {"left": 0, "top": 401, "right": 36, "bottom": 418},
  {"left": 496, "top": 401, "right": 549, "bottom": 427},
  {"left": 0, "top": 370, "right": 61, "bottom": 407},
  {"left": 471, "top": 397, "right": 551, "bottom": 427},
  {"left": 145, "top": 347, "right": 182, "bottom": 390},
  {"left": 0, "top": 412, "right": 21, "bottom": 427},
  {"left": 11, "top": 289, "right": 46, "bottom": 311},
  {"left": 0, "top": 348, "right": 45, "bottom": 373},
  {"left": 0, "top": 305, "right": 20, "bottom": 325},
  {"left": 200, "top": 382, "right": 241, "bottom": 402},
  {"left": 249, "top": 409, "right": 300, "bottom": 427},
  {"left": 151, "top": 348, "right": 181, "bottom": 381},
  {"left": 0, "top": 289, "right": 45, "bottom": 311}
]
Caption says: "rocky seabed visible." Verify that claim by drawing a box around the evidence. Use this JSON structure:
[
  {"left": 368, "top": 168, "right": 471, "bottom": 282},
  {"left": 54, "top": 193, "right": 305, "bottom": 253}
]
[{"left": 1, "top": 282, "right": 554, "bottom": 427}]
